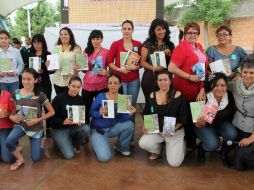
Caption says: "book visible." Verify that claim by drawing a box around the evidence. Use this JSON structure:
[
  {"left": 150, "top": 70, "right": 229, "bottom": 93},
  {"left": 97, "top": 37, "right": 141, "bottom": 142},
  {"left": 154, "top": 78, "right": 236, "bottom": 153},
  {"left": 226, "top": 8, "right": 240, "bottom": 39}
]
[
  {"left": 102, "top": 100, "right": 115, "bottom": 118},
  {"left": 120, "top": 52, "right": 128, "bottom": 68},
  {"left": 121, "top": 50, "right": 140, "bottom": 68},
  {"left": 190, "top": 101, "right": 205, "bottom": 122},
  {"left": 47, "top": 54, "right": 60, "bottom": 70},
  {"left": 163, "top": 116, "right": 176, "bottom": 135},
  {"left": 117, "top": 94, "right": 132, "bottom": 113},
  {"left": 200, "top": 103, "right": 219, "bottom": 124},
  {"left": 0, "top": 58, "right": 13, "bottom": 72},
  {"left": 209, "top": 59, "right": 232, "bottom": 76},
  {"left": 60, "top": 59, "right": 71, "bottom": 75},
  {"left": 154, "top": 51, "right": 167, "bottom": 68},
  {"left": 90, "top": 56, "right": 104, "bottom": 75},
  {"left": 76, "top": 54, "right": 88, "bottom": 71},
  {"left": 16, "top": 105, "right": 37, "bottom": 122},
  {"left": 192, "top": 62, "right": 206, "bottom": 81},
  {"left": 144, "top": 114, "right": 160, "bottom": 134},
  {"left": 67, "top": 105, "right": 86, "bottom": 123},
  {"left": 29, "top": 57, "right": 41, "bottom": 72}
]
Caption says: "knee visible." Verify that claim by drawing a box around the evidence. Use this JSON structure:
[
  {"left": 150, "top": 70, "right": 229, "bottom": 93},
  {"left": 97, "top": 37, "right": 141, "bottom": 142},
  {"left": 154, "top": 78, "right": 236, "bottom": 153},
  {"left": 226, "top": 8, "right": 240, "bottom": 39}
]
[
  {"left": 62, "top": 151, "right": 74, "bottom": 160},
  {"left": 2, "top": 156, "right": 14, "bottom": 164},
  {"left": 203, "top": 140, "right": 220, "bottom": 152},
  {"left": 31, "top": 154, "right": 43, "bottom": 162},
  {"left": 5, "top": 138, "right": 15, "bottom": 151},
  {"left": 139, "top": 137, "right": 148, "bottom": 150},
  {"left": 97, "top": 152, "right": 111, "bottom": 162},
  {"left": 167, "top": 159, "right": 183, "bottom": 167}
]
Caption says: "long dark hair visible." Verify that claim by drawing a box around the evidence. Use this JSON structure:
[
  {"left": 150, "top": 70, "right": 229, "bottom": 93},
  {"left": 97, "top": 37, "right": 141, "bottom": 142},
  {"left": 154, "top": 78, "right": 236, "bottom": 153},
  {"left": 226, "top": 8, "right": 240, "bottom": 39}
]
[
  {"left": 85, "top": 30, "right": 103, "bottom": 56},
  {"left": 57, "top": 27, "right": 77, "bottom": 51},
  {"left": 154, "top": 70, "right": 176, "bottom": 103},
  {"left": 205, "top": 72, "right": 228, "bottom": 93},
  {"left": 147, "top": 18, "right": 171, "bottom": 48},
  {"left": 31, "top": 34, "right": 48, "bottom": 55},
  {"left": 22, "top": 68, "right": 41, "bottom": 96}
]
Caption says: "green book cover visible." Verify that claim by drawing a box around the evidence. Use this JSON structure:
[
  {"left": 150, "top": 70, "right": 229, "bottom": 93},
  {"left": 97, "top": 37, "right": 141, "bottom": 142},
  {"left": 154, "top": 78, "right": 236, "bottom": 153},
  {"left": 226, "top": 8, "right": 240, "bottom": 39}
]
[
  {"left": 61, "top": 59, "right": 71, "bottom": 75},
  {"left": 190, "top": 101, "right": 205, "bottom": 122},
  {"left": 120, "top": 52, "right": 128, "bottom": 68},
  {"left": 76, "top": 54, "right": 88, "bottom": 70},
  {"left": 0, "top": 58, "right": 13, "bottom": 72},
  {"left": 144, "top": 114, "right": 160, "bottom": 133},
  {"left": 117, "top": 94, "right": 132, "bottom": 113}
]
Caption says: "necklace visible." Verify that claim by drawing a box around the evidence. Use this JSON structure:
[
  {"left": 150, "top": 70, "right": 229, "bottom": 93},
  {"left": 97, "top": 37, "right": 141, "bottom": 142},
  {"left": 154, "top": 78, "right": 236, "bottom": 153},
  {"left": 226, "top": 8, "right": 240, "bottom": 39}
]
[{"left": 92, "top": 47, "right": 102, "bottom": 60}]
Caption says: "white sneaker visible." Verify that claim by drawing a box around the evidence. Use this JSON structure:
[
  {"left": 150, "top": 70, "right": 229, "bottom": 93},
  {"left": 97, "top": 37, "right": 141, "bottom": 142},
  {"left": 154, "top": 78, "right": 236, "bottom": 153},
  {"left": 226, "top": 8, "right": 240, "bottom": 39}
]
[{"left": 114, "top": 146, "right": 131, "bottom": 156}]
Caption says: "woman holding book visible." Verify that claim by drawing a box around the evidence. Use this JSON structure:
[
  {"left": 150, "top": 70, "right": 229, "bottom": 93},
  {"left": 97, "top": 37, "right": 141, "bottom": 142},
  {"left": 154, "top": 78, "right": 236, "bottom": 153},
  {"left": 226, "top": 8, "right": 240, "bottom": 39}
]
[
  {"left": 206, "top": 25, "right": 247, "bottom": 80},
  {"left": 0, "top": 88, "right": 15, "bottom": 163},
  {"left": 229, "top": 55, "right": 254, "bottom": 170},
  {"left": 47, "top": 27, "right": 82, "bottom": 95},
  {"left": 139, "top": 70, "right": 187, "bottom": 167},
  {"left": 90, "top": 73, "right": 136, "bottom": 162},
  {"left": 82, "top": 30, "right": 109, "bottom": 125},
  {"left": 0, "top": 30, "right": 24, "bottom": 94},
  {"left": 6, "top": 68, "right": 55, "bottom": 171},
  {"left": 140, "top": 18, "right": 175, "bottom": 103},
  {"left": 168, "top": 22, "right": 208, "bottom": 149},
  {"left": 194, "top": 73, "right": 238, "bottom": 166},
  {"left": 51, "top": 76, "right": 90, "bottom": 159}
]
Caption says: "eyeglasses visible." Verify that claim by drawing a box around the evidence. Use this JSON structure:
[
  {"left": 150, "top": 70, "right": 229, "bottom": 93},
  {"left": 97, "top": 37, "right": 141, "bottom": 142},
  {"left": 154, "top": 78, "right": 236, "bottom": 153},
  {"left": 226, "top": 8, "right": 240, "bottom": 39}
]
[
  {"left": 217, "top": 33, "right": 230, "bottom": 37},
  {"left": 186, "top": 31, "right": 199, "bottom": 36}
]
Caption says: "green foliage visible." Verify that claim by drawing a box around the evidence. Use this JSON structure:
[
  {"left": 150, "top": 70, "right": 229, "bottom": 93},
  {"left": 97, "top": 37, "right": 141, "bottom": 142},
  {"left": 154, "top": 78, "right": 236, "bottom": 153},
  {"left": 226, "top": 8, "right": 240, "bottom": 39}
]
[
  {"left": 164, "top": 3, "right": 176, "bottom": 16},
  {"left": 8, "top": 1, "right": 60, "bottom": 38},
  {"left": 179, "top": 0, "right": 237, "bottom": 26}
]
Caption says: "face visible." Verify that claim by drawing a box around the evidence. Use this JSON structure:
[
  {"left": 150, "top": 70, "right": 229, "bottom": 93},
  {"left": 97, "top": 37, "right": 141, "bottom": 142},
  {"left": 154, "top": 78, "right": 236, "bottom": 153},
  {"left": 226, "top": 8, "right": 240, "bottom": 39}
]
[
  {"left": 0, "top": 33, "right": 10, "bottom": 47},
  {"left": 91, "top": 37, "right": 103, "bottom": 49},
  {"left": 107, "top": 76, "right": 121, "bottom": 93},
  {"left": 33, "top": 41, "right": 43, "bottom": 52},
  {"left": 185, "top": 27, "right": 199, "bottom": 44},
  {"left": 12, "top": 43, "right": 21, "bottom": 49},
  {"left": 60, "top": 29, "right": 70, "bottom": 44},
  {"left": 217, "top": 29, "right": 231, "bottom": 45},
  {"left": 22, "top": 72, "right": 37, "bottom": 90},
  {"left": 157, "top": 74, "right": 171, "bottom": 91},
  {"left": 212, "top": 79, "right": 227, "bottom": 99},
  {"left": 241, "top": 67, "right": 254, "bottom": 88},
  {"left": 121, "top": 23, "right": 134, "bottom": 38},
  {"left": 154, "top": 25, "right": 166, "bottom": 40},
  {"left": 68, "top": 80, "right": 81, "bottom": 96},
  {"left": 25, "top": 37, "right": 31, "bottom": 46}
]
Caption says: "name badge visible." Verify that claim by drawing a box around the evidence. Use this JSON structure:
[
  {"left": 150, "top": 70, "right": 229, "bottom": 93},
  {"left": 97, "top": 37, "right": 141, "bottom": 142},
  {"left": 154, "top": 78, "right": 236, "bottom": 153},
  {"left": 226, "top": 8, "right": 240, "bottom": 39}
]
[
  {"left": 133, "top": 46, "right": 138, "bottom": 52},
  {"left": 231, "top": 54, "right": 237, "bottom": 60}
]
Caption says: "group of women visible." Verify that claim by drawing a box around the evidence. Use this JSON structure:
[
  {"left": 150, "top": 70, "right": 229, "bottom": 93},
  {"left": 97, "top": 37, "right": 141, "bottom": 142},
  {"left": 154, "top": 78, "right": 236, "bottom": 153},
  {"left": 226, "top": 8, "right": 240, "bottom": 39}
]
[{"left": 0, "top": 18, "right": 254, "bottom": 171}]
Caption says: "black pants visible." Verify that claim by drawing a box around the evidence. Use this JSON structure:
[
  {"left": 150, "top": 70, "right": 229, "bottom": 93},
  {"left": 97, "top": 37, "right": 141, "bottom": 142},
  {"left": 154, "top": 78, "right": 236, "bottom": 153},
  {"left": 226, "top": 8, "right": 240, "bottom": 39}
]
[
  {"left": 54, "top": 84, "right": 68, "bottom": 95},
  {"left": 82, "top": 88, "right": 108, "bottom": 125}
]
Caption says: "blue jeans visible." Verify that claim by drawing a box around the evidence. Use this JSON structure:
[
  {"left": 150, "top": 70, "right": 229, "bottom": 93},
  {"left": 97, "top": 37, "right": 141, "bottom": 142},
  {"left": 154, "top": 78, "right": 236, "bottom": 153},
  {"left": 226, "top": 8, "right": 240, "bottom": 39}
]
[
  {"left": 91, "top": 120, "right": 134, "bottom": 162},
  {"left": 0, "top": 128, "right": 14, "bottom": 163},
  {"left": 52, "top": 124, "right": 90, "bottom": 159},
  {"left": 0, "top": 82, "right": 19, "bottom": 95},
  {"left": 5, "top": 125, "right": 43, "bottom": 162},
  {"left": 121, "top": 78, "right": 140, "bottom": 105},
  {"left": 194, "top": 122, "right": 238, "bottom": 151}
]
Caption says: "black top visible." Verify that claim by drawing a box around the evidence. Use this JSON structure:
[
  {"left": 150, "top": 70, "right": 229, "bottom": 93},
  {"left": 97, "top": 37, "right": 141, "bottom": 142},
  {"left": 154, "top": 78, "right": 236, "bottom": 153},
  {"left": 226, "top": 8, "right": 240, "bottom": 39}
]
[
  {"left": 143, "top": 92, "right": 188, "bottom": 132},
  {"left": 51, "top": 91, "right": 85, "bottom": 129}
]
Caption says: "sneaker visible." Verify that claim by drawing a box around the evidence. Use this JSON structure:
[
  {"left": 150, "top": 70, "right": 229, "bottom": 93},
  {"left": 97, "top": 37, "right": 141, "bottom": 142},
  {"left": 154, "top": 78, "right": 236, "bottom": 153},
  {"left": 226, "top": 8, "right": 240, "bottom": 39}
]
[{"left": 114, "top": 146, "right": 131, "bottom": 156}]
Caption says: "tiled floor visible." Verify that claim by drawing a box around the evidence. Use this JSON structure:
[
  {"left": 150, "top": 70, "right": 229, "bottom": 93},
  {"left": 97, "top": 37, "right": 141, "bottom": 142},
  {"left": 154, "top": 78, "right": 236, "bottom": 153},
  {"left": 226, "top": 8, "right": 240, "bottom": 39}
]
[{"left": 0, "top": 112, "right": 253, "bottom": 190}]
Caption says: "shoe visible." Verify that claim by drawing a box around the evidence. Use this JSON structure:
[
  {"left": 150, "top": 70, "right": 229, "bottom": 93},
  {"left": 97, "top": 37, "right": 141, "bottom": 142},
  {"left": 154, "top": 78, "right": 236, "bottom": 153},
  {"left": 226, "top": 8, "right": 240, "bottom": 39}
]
[
  {"left": 74, "top": 147, "right": 81, "bottom": 154},
  {"left": 149, "top": 153, "right": 159, "bottom": 160},
  {"left": 197, "top": 143, "right": 206, "bottom": 161},
  {"left": 114, "top": 146, "right": 131, "bottom": 156},
  {"left": 10, "top": 159, "right": 25, "bottom": 171},
  {"left": 220, "top": 142, "right": 232, "bottom": 167}
]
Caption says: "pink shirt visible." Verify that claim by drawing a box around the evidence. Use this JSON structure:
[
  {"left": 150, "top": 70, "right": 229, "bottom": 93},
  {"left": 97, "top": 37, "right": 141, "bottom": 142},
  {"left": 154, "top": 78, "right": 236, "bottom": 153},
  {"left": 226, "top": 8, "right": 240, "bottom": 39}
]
[
  {"left": 0, "top": 90, "right": 15, "bottom": 129},
  {"left": 82, "top": 48, "right": 109, "bottom": 91}
]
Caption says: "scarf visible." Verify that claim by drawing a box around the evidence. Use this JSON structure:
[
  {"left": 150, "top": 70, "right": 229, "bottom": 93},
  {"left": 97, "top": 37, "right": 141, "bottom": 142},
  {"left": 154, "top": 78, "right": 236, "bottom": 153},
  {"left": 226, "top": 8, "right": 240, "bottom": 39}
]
[
  {"left": 206, "top": 91, "right": 228, "bottom": 110},
  {"left": 236, "top": 79, "right": 254, "bottom": 97}
]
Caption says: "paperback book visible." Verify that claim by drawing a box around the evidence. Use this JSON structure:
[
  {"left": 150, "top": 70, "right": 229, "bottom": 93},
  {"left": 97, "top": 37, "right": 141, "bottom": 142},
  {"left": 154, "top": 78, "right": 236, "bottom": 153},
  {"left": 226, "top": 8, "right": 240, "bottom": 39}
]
[
  {"left": 117, "top": 94, "right": 132, "bottom": 113},
  {"left": 91, "top": 56, "right": 104, "bottom": 75},
  {"left": 144, "top": 114, "right": 160, "bottom": 134},
  {"left": 60, "top": 59, "right": 72, "bottom": 75},
  {"left": 67, "top": 105, "right": 86, "bottom": 123},
  {"left": 149, "top": 51, "right": 167, "bottom": 68},
  {"left": 76, "top": 54, "right": 88, "bottom": 71},
  {"left": 102, "top": 100, "right": 115, "bottom": 118},
  {"left": 16, "top": 105, "right": 37, "bottom": 122},
  {"left": 47, "top": 54, "right": 60, "bottom": 71},
  {"left": 209, "top": 59, "right": 232, "bottom": 76},
  {"left": 121, "top": 50, "right": 140, "bottom": 68},
  {"left": 190, "top": 101, "right": 205, "bottom": 122},
  {"left": 163, "top": 116, "right": 176, "bottom": 135},
  {"left": 192, "top": 62, "right": 206, "bottom": 81},
  {"left": 200, "top": 103, "right": 219, "bottom": 124},
  {"left": 0, "top": 58, "right": 13, "bottom": 72},
  {"left": 29, "top": 57, "right": 41, "bottom": 72}
]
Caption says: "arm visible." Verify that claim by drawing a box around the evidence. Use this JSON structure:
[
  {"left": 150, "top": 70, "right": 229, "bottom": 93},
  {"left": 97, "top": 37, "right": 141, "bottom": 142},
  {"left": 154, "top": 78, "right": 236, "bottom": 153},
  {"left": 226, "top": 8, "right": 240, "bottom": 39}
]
[
  {"left": 239, "top": 133, "right": 254, "bottom": 147},
  {"left": 50, "top": 97, "right": 65, "bottom": 127},
  {"left": 90, "top": 94, "right": 103, "bottom": 118}
]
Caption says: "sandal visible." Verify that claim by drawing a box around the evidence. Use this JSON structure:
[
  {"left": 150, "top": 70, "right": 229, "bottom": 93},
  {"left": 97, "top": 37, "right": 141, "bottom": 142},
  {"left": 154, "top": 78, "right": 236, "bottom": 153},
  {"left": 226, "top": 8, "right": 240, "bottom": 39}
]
[
  {"left": 74, "top": 148, "right": 81, "bottom": 154},
  {"left": 10, "top": 159, "right": 25, "bottom": 171},
  {"left": 149, "top": 153, "right": 159, "bottom": 160}
]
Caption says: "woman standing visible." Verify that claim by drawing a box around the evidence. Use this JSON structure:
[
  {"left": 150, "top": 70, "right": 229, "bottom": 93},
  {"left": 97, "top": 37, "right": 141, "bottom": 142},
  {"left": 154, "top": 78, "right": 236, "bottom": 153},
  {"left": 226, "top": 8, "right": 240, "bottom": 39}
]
[
  {"left": 0, "top": 30, "right": 24, "bottom": 94},
  {"left": 82, "top": 30, "right": 109, "bottom": 125},
  {"left": 141, "top": 18, "right": 175, "bottom": 103}
]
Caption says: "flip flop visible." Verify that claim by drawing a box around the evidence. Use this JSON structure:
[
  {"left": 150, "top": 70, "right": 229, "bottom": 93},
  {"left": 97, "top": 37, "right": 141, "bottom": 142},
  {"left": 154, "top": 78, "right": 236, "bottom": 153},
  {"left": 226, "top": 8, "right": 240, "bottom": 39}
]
[
  {"left": 149, "top": 153, "right": 159, "bottom": 160},
  {"left": 10, "top": 160, "right": 25, "bottom": 171}
]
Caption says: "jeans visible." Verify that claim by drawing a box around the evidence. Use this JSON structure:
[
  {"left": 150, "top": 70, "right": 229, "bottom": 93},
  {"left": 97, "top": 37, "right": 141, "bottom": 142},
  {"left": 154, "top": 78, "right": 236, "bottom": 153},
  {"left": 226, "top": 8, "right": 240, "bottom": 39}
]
[
  {"left": 0, "top": 128, "right": 14, "bottom": 163},
  {"left": 121, "top": 78, "right": 140, "bottom": 106},
  {"left": 91, "top": 120, "right": 134, "bottom": 162},
  {"left": 5, "top": 125, "right": 43, "bottom": 162},
  {"left": 194, "top": 122, "right": 238, "bottom": 151},
  {"left": 52, "top": 124, "right": 90, "bottom": 159},
  {"left": 0, "top": 81, "right": 19, "bottom": 95}
]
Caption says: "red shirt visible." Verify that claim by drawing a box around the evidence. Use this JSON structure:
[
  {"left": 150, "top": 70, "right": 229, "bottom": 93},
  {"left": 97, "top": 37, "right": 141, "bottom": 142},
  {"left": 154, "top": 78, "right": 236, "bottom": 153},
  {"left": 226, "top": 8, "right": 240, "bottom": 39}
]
[
  {"left": 0, "top": 90, "right": 15, "bottom": 129},
  {"left": 171, "top": 40, "right": 208, "bottom": 101},
  {"left": 107, "top": 39, "right": 142, "bottom": 82}
]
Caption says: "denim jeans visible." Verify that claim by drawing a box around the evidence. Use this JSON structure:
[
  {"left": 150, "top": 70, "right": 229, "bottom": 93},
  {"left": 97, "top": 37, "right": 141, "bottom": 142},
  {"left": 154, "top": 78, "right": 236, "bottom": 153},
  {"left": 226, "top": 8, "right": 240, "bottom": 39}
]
[
  {"left": 52, "top": 124, "right": 90, "bottom": 159},
  {"left": 0, "top": 128, "right": 14, "bottom": 163},
  {"left": 121, "top": 78, "right": 140, "bottom": 106},
  {"left": 0, "top": 81, "right": 19, "bottom": 95},
  {"left": 194, "top": 122, "right": 238, "bottom": 151},
  {"left": 91, "top": 120, "right": 134, "bottom": 162},
  {"left": 5, "top": 125, "right": 43, "bottom": 162}
]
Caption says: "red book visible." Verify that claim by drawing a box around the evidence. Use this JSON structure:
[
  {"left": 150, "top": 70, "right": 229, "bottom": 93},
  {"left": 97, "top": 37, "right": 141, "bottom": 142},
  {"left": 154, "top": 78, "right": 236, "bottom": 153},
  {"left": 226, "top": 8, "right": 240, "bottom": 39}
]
[{"left": 201, "top": 103, "right": 219, "bottom": 124}]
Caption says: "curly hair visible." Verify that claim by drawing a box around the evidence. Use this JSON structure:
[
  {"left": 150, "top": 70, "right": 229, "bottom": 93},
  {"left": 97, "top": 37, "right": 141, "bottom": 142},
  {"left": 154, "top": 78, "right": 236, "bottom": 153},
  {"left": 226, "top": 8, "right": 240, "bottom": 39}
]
[{"left": 84, "top": 30, "right": 103, "bottom": 56}]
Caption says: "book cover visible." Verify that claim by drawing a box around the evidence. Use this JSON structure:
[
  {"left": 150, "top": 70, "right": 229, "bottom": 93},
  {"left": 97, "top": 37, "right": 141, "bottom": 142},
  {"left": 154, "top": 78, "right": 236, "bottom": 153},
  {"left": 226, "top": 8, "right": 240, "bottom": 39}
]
[
  {"left": 102, "top": 100, "right": 115, "bottom": 118},
  {"left": 192, "top": 62, "right": 205, "bottom": 81},
  {"left": 120, "top": 52, "right": 128, "bottom": 68},
  {"left": 16, "top": 106, "right": 37, "bottom": 121},
  {"left": 90, "top": 56, "right": 104, "bottom": 75},
  {"left": 0, "top": 58, "right": 13, "bottom": 72},
  {"left": 190, "top": 101, "right": 205, "bottom": 122},
  {"left": 149, "top": 53, "right": 156, "bottom": 66},
  {"left": 154, "top": 51, "right": 167, "bottom": 68},
  {"left": 201, "top": 103, "right": 219, "bottom": 124},
  {"left": 29, "top": 57, "right": 41, "bottom": 72},
  {"left": 117, "top": 94, "right": 132, "bottom": 113},
  {"left": 144, "top": 114, "right": 160, "bottom": 134},
  {"left": 47, "top": 54, "right": 60, "bottom": 70},
  {"left": 163, "top": 116, "right": 176, "bottom": 135},
  {"left": 76, "top": 54, "right": 88, "bottom": 71},
  {"left": 122, "top": 50, "right": 140, "bottom": 67},
  {"left": 60, "top": 59, "right": 71, "bottom": 75},
  {"left": 209, "top": 59, "right": 232, "bottom": 76},
  {"left": 72, "top": 105, "right": 86, "bottom": 123}
]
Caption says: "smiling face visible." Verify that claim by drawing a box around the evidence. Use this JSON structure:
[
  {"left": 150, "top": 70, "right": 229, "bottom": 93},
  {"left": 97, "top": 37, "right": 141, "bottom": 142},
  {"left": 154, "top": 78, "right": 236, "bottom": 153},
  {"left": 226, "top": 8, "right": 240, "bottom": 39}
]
[
  {"left": 154, "top": 25, "right": 166, "bottom": 41},
  {"left": 68, "top": 80, "right": 82, "bottom": 97},
  {"left": 212, "top": 78, "right": 227, "bottom": 100},
  {"left": 157, "top": 73, "right": 171, "bottom": 91},
  {"left": 216, "top": 29, "right": 231, "bottom": 45},
  {"left": 185, "top": 27, "right": 199, "bottom": 44},
  {"left": 107, "top": 76, "right": 121, "bottom": 94},
  {"left": 0, "top": 33, "right": 10, "bottom": 48},
  {"left": 60, "top": 29, "right": 70, "bottom": 45},
  {"left": 121, "top": 22, "right": 134, "bottom": 39},
  {"left": 241, "top": 67, "right": 254, "bottom": 88},
  {"left": 22, "top": 72, "right": 37, "bottom": 91}
]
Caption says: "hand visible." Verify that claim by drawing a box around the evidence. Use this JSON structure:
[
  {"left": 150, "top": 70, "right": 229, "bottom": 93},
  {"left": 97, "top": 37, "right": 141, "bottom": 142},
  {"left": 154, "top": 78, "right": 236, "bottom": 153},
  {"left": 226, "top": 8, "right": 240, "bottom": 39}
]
[
  {"left": 196, "top": 88, "right": 206, "bottom": 101},
  {"left": 63, "top": 118, "right": 74, "bottom": 125},
  {"left": 99, "top": 107, "right": 108, "bottom": 116},
  {"left": 164, "top": 49, "right": 171, "bottom": 56},
  {"left": 9, "top": 114, "right": 21, "bottom": 123},
  {"left": 26, "top": 118, "right": 40, "bottom": 126},
  {"left": 6, "top": 72, "right": 15, "bottom": 77},
  {"left": 0, "top": 72, "right": 5, "bottom": 77},
  {"left": 195, "top": 117, "right": 206, "bottom": 128},
  {"left": 189, "top": 75, "right": 201, "bottom": 82},
  {"left": 73, "top": 64, "right": 80, "bottom": 70},
  {"left": 45, "top": 60, "right": 50, "bottom": 68},
  {"left": 142, "top": 125, "right": 148, "bottom": 134},
  {"left": 98, "top": 69, "right": 108, "bottom": 76},
  {"left": 118, "top": 67, "right": 130, "bottom": 74},
  {"left": 37, "top": 69, "right": 43, "bottom": 74},
  {"left": 127, "top": 106, "right": 136, "bottom": 115},
  {"left": 239, "top": 137, "right": 253, "bottom": 147},
  {"left": 125, "top": 64, "right": 137, "bottom": 71}
]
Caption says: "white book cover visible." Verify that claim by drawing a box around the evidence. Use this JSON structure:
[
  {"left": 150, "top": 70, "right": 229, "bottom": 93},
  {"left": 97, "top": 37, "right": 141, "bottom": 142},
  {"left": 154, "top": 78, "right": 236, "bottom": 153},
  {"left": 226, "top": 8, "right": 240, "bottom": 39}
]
[
  {"left": 117, "top": 94, "right": 132, "bottom": 113},
  {"left": 163, "top": 116, "right": 176, "bottom": 135},
  {"left": 154, "top": 51, "right": 167, "bottom": 68},
  {"left": 47, "top": 54, "right": 60, "bottom": 70},
  {"left": 209, "top": 59, "right": 232, "bottom": 76},
  {"left": 29, "top": 57, "right": 41, "bottom": 72},
  {"left": 72, "top": 105, "right": 86, "bottom": 123},
  {"left": 102, "top": 100, "right": 115, "bottom": 118}
]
